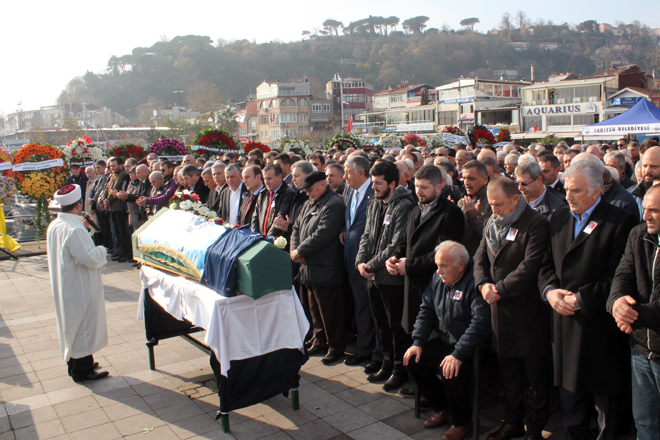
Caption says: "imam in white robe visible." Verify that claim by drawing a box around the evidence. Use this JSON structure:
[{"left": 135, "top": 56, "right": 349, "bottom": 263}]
[{"left": 47, "top": 212, "right": 108, "bottom": 361}]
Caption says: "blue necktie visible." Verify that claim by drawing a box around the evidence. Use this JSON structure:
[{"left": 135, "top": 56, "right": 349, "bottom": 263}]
[{"left": 350, "top": 190, "right": 359, "bottom": 223}]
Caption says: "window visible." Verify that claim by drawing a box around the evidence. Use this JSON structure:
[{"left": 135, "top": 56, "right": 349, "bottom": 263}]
[
  {"left": 249, "top": 121, "right": 257, "bottom": 132},
  {"left": 523, "top": 116, "right": 542, "bottom": 132},
  {"left": 269, "top": 100, "right": 279, "bottom": 108},
  {"left": 260, "top": 130, "right": 269, "bottom": 138},
  {"left": 574, "top": 114, "right": 599, "bottom": 125},
  {"left": 323, "top": 104, "right": 331, "bottom": 113},
  {"left": 239, "top": 128, "right": 247, "bottom": 136},
  {"left": 374, "top": 96, "right": 388, "bottom": 105},
  {"left": 312, "top": 104, "right": 322, "bottom": 113},
  {"left": 390, "top": 94, "right": 405, "bottom": 103},
  {"left": 299, "top": 113, "right": 308, "bottom": 122},
  {"left": 259, "top": 116, "right": 269, "bottom": 125},
  {"left": 270, "top": 130, "right": 281, "bottom": 140},
  {"left": 438, "top": 111, "right": 457, "bottom": 126},
  {"left": 280, "top": 113, "right": 297, "bottom": 123},
  {"left": 297, "top": 98, "right": 309, "bottom": 106},
  {"left": 547, "top": 115, "right": 571, "bottom": 126},
  {"left": 281, "top": 129, "right": 297, "bottom": 137},
  {"left": 281, "top": 98, "right": 296, "bottom": 107},
  {"left": 345, "top": 94, "right": 365, "bottom": 103}
]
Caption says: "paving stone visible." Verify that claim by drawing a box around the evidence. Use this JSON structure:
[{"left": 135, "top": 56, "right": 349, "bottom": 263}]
[
  {"left": 167, "top": 413, "right": 223, "bottom": 439},
  {"left": 227, "top": 416, "right": 280, "bottom": 440},
  {"left": 14, "top": 418, "right": 65, "bottom": 440},
  {"left": 53, "top": 396, "right": 100, "bottom": 418},
  {"left": 102, "top": 397, "right": 154, "bottom": 422},
  {"left": 60, "top": 408, "right": 110, "bottom": 433},
  {"left": 347, "top": 421, "right": 408, "bottom": 440},
  {"left": 67, "top": 422, "right": 122, "bottom": 440},
  {"left": 322, "top": 408, "right": 378, "bottom": 433},
  {"left": 112, "top": 412, "right": 166, "bottom": 437},
  {"left": 358, "top": 397, "right": 410, "bottom": 420},
  {"left": 8, "top": 405, "right": 58, "bottom": 429},
  {"left": 285, "top": 419, "right": 342, "bottom": 440}
]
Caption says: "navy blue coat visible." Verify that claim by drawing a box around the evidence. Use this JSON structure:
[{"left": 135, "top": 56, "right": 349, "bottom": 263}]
[{"left": 343, "top": 183, "right": 374, "bottom": 276}]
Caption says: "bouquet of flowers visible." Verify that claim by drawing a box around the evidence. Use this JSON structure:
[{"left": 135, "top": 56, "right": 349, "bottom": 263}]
[
  {"left": 425, "top": 134, "right": 448, "bottom": 149},
  {"left": 442, "top": 126, "right": 464, "bottom": 136},
  {"left": 0, "top": 176, "right": 16, "bottom": 205},
  {"left": 243, "top": 141, "right": 271, "bottom": 154},
  {"left": 0, "top": 146, "right": 12, "bottom": 178},
  {"left": 150, "top": 138, "right": 188, "bottom": 157},
  {"left": 496, "top": 128, "right": 512, "bottom": 143},
  {"left": 193, "top": 128, "right": 238, "bottom": 156},
  {"left": 468, "top": 125, "right": 496, "bottom": 146},
  {"left": 280, "top": 139, "right": 313, "bottom": 156},
  {"left": 13, "top": 143, "right": 69, "bottom": 239},
  {"left": 169, "top": 189, "right": 217, "bottom": 222},
  {"left": 401, "top": 133, "right": 427, "bottom": 148},
  {"left": 111, "top": 144, "right": 146, "bottom": 160},
  {"left": 377, "top": 133, "right": 401, "bottom": 149},
  {"left": 62, "top": 136, "right": 104, "bottom": 166}
]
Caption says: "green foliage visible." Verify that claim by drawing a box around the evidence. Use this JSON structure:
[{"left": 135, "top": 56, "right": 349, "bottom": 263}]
[
  {"left": 540, "top": 134, "right": 564, "bottom": 145},
  {"left": 460, "top": 18, "right": 480, "bottom": 31}
]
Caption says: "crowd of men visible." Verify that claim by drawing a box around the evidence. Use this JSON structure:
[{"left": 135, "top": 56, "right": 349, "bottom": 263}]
[{"left": 78, "top": 135, "right": 660, "bottom": 440}]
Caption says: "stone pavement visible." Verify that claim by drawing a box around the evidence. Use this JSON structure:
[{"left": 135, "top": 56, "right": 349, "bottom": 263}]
[{"left": 0, "top": 257, "right": 634, "bottom": 440}]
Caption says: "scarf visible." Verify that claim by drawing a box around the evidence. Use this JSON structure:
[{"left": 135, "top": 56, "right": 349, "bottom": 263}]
[
  {"left": 484, "top": 196, "right": 526, "bottom": 254},
  {"left": 603, "top": 170, "right": 613, "bottom": 194}
]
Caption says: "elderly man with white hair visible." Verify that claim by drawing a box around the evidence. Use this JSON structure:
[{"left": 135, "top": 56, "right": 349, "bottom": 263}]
[
  {"left": 404, "top": 241, "right": 490, "bottom": 439},
  {"left": 504, "top": 154, "right": 518, "bottom": 177},
  {"left": 539, "top": 160, "right": 638, "bottom": 440},
  {"left": 604, "top": 151, "right": 635, "bottom": 189},
  {"left": 571, "top": 153, "right": 639, "bottom": 220}
]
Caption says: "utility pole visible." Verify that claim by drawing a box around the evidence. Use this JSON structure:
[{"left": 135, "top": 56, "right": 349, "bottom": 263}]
[{"left": 173, "top": 91, "right": 184, "bottom": 120}]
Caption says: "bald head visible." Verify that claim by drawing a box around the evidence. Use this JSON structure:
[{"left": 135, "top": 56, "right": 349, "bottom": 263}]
[
  {"left": 477, "top": 149, "right": 497, "bottom": 161},
  {"left": 586, "top": 145, "right": 603, "bottom": 160},
  {"left": 641, "top": 146, "right": 660, "bottom": 187},
  {"left": 136, "top": 164, "right": 150, "bottom": 181}
]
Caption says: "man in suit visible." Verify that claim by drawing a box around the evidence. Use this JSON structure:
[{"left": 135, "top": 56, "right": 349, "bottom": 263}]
[
  {"left": 515, "top": 160, "right": 566, "bottom": 221},
  {"left": 474, "top": 178, "right": 551, "bottom": 440},
  {"left": 182, "top": 165, "right": 210, "bottom": 205},
  {"left": 218, "top": 164, "right": 249, "bottom": 225},
  {"left": 458, "top": 160, "right": 492, "bottom": 257},
  {"left": 341, "top": 156, "right": 381, "bottom": 371},
  {"left": 238, "top": 165, "right": 263, "bottom": 227},
  {"left": 275, "top": 153, "right": 293, "bottom": 185},
  {"left": 539, "top": 160, "right": 638, "bottom": 440},
  {"left": 250, "top": 164, "right": 296, "bottom": 238},
  {"left": 538, "top": 152, "right": 565, "bottom": 196},
  {"left": 273, "top": 161, "right": 313, "bottom": 244},
  {"left": 604, "top": 151, "right": 635, "bottom": 189},
  {"left": 207, "top": 163, "right": 226, "bottom": 213},
  {"left": 200, "top": 167, "right": 217, "bottom": 206},
  {"left": 291, "top": 172, "right": 346, "bottom": 365}
]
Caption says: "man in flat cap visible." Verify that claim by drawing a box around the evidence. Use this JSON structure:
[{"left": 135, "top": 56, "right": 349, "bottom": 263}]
[
  {"left": 47, "top": 184, "right": 110, "bottom": 382},
  {"left": 291, "top": 171, "right": 347, "bottom": 364}
]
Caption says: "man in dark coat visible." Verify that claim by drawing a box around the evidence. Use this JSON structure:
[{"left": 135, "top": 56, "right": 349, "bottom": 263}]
[
  {"left": 389, "top": 165, "right": 465, "bottom": 334},
  {"left": 607, "top": 185, "right": 660, "bottom": 440},
  {"left": 457, "top": 160, "right": 492, "bottom": 257},
  {"left": 515, "top": 160, "right": 566, "bottom": 221},
  {"left": 291, "top": 172, "right": 346, "bottom": 365},
  {"left": 538, "top": 152, "right": 565, "bottom": 196},
  {"left": 474, "top": 178, "right": 551, "bottom": 440},
  {"left": 341, "top": 156, "right": 381, "bottom": 372},
  {"left": 404, "top": 241, "right": 490, "bottom": 440},
  {"left": 237, "top": 165, "right": 263, "bottom": 227},
  {"left": 538, "top": 160, "right": 637, "bottom": 440},
  {"left": 206, "top": 163, "right": 225, "bottom": 213},
  {"left": 182, "top": 165, "right": 210, "bottom": 205},
  {"left": 273, "top": 161, "right": 313, "bottom": 250},
  {"left": 250, "top": 164, "right": 296, "bottom": 238}
]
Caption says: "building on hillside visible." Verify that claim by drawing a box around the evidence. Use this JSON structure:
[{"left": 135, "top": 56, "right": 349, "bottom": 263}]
[
  {"left": 358, "top": 83, "right": 436, "bottom": 134},
  {"left": 244, "top": 101, "right": 258, "bottom": 143},
  {"left": 326, "top": 75, "right": 373, "bottom": 127},
  {"left": 255, "top": 80, "right": 312, "bottom": 150},
  {"left": 434, "top": 78, "right": 530, "bottom": 134},
  {"left": 515, "top": 65, "right": 655, "bottom": 141},
  {"left": 538, "top": 42, "right": 559, "bottom": 51},
  {"left": 599, "top": 23, "right": 613, "bottom": 33},
  {"left": 310, "top": 97, "right": 334, "bottom": 132},
  {"left": 152, "top": 106, "right": 200, "bottom": 125},
  {"left": 77, "top": 105, "right": 130, "bottom": 128},
  {"left": 507, "top": 42, "right": 531, "bottom": 51}
]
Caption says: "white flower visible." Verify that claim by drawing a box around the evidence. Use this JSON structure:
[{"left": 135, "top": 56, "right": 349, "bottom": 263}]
[
  {"left": 197, "top": 207, "right": 210, "bottom": 216},
  {"left": 191, "top": 201, "right": 202, "bottom": 211},
  {"left": 179, "top": 200, "right": 193, "bottom": 211},
  {"left": 206, "top": 211, "right": 217, "bottom": 219},
  {"left": 274, "top": 236, "right": 287, "bottom": 249}
]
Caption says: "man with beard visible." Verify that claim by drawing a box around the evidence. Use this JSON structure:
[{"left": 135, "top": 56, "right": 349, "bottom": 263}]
[
  {"left": 356, "top": 161, "right": 415, "bottom": 391},
  {"left": 631, "top": 147, "right": 660, "bottom": 218},
  {"left": 458, "top": 160, "right": 492, "bottom": 257}
]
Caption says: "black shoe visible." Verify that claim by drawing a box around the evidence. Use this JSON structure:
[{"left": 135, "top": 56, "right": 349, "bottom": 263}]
[
  {"left": 419, "top": 399, "right": 432, "bottom": 409},
  {"left": 344, "top": 354, "right": 370, "bottom": 366},
  {"left": 367, "top": 366, "right": 394, "bottom": 383},
  {"left": 398, "top": 387, "right": 415, "bottom": 398},
  {"left": 383, "top": 373, "right": 407, "bottom": 392},
  {"left": 93, "top": 362, "right": 99, "bottom": 369},
  {"left": 321, "top": 351, "right": 344, "bottom": 365},
  {"left": 116, "top": 256, "right": 128, "bottom": 263},
  {"left": 72, "top": 370, "right": 109, "bottom": 383},
  {"left": 111, "top": 254, "right": 124, "bottom": 261},
  {"left": 307, "top": 345, "right": 327, "bottom": 356},
  {"left": 364, "top": 360, "right": 382, "bottom": 375}
]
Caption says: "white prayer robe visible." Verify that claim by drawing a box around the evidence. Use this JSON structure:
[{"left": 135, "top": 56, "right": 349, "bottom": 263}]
[{"left": 47, "top": 212, "right": 108, "bottom": 361}]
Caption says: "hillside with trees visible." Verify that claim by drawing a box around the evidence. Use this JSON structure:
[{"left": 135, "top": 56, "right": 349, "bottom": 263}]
[{"left": 58, "top": 13, "right": 660, "bottom": 125}]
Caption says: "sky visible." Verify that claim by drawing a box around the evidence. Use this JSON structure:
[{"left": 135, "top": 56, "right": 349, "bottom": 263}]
[{"left": 2, "top": 0, "right": 658, "bottom": 118}]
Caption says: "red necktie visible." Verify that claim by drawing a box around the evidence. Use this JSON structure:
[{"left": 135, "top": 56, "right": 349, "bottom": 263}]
[
  {"left": 263, "top": 191, "right": 274, "bottom": 234},
  {"left": 241, "top": 193, "right": 256, "bottom": 225}
]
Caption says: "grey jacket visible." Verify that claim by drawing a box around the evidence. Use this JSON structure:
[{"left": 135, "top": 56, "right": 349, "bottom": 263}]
[{"left": 355, "top": 185, "right": 415, "bottom": 285}]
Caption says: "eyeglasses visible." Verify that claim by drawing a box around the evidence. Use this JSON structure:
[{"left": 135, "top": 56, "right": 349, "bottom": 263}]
[{"left": 517, "top": 180, "right": 535, "bottom": 187}]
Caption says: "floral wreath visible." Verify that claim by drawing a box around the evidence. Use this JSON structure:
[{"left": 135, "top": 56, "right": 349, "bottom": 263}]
[
  {"left": 0, "top": 175, "right": 16, "bottom": 206},
  {"left": 280, "top": 139, "right": 313, "bottom": 156},
  {"left": 378, "top": 133, "right": 402, "bottom": 149},
  {"left": 425, "top": 134, "right": 448, "bottom": 149},
  {"left": 243, "top": 141, "right": 271, "bottom": 154},
  {"left": 326, "top": 133, "right": 372, "bottom": 150},
  {"left": 62, "top": 136, "right": 104, "bottom": 167},
  {"left": 0, "top": 146, "right": 13, "bottom": 178},
  {"left": 111, "top": 144, "right": 146, "bottom": 160},
  {"left": 468, "top": 125, "right": 496, "bottom": 146},
  {"left": 496, "top": 128, "right": 511, "bottom": 143},
  {"left": 150, "top": 138, "right": 188, "bottom": 157},
  {"left": 401, "top": 133, "right": 427, "bottom": 148},
  {"left": 13, "top": 143, "right": 69, "bottom": 239},
  {"left": 193, "top": 128, "right": 238, "bottom": 156},
  {"left": 442, "top": 126, "right": 464, "bottom": 136}
]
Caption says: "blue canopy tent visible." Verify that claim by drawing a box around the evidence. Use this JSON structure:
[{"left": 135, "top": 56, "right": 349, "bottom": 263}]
[{"left": 582, "top": 99, "right": 660, "bottom": 136}]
